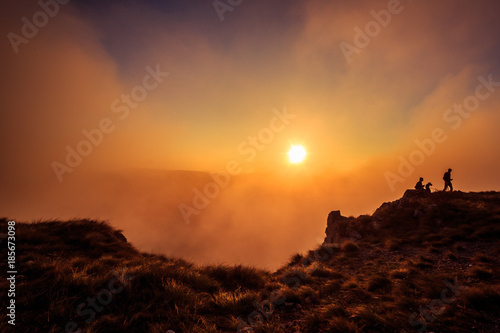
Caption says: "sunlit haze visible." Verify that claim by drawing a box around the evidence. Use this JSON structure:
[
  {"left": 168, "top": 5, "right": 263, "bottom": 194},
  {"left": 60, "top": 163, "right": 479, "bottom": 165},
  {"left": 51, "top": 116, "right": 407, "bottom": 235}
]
[{"left": 1, "top": 0, "right": 500, "bottom": 269}]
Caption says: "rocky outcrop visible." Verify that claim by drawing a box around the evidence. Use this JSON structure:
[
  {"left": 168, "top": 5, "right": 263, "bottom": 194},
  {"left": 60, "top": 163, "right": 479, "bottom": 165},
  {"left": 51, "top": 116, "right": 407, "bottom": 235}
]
[
  {"left": 402, "top": 189, "right": 429, "bottom": 199},
  {"left": 323, "top": 191, "right": 500, "bottom": 247},
  {"left": 323, "top": 210, "right": 361, "bottom": 245}
]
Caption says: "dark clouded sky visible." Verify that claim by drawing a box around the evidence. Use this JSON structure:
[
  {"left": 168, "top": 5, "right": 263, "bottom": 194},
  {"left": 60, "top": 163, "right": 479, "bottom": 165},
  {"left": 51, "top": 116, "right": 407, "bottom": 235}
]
[{"left": 2, "top": 0, "right": 500, "bottom": 267}]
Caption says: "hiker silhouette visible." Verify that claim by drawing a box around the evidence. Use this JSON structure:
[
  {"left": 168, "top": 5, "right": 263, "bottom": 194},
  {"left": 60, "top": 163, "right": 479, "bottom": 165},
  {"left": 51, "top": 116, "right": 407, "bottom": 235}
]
[
  {"left": 443, "top": 168, "right": 453, "bottom": 191},
  {"left": 415, "top": 177, "right": 424, "bottom": 191},
  {"left": 425, "top": 182, "right": 432, "bottom": 193}
]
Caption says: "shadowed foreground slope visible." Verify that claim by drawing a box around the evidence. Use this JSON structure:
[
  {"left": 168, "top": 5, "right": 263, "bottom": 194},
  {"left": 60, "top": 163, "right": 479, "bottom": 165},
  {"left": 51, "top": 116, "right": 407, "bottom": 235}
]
[{"left": 1, "top": 191, "right": 499, "bottom": 332}]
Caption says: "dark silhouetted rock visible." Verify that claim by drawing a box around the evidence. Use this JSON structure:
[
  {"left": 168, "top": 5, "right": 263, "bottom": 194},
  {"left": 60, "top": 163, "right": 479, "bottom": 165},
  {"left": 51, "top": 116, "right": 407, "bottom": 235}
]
[
  {"left": 324, "top": 210, "right": 361, "bottom": 245},
  {"left": 403, "top": 189, "right": 428, "bottom": 199}
]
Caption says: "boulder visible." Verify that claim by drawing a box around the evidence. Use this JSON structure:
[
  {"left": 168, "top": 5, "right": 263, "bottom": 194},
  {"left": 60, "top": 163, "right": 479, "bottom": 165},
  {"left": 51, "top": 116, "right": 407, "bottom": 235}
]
[
  {"left": 403, "top": 189, "right": 428, "bottom": 199},
  {"left": 323, "top": 210, "right": 361, "bottom": 245}
]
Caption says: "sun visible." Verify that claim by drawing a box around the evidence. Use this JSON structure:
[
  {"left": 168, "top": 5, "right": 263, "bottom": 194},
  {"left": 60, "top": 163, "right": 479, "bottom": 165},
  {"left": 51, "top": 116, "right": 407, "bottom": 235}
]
[{"left": 288, "top": 145, "right": 307, "bottom": 164}]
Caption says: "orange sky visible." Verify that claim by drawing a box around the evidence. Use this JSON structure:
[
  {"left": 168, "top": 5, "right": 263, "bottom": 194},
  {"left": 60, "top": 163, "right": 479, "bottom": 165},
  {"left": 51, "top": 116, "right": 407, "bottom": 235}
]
[{"left": 1, "top": 0, "right": 500, "bottom": 268}]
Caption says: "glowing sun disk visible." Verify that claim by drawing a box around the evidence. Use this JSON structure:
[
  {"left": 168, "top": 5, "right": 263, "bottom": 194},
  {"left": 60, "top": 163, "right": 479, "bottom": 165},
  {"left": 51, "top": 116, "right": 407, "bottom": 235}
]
[{"left": 288, "top": 145, "right": 307, "bottom": 164}]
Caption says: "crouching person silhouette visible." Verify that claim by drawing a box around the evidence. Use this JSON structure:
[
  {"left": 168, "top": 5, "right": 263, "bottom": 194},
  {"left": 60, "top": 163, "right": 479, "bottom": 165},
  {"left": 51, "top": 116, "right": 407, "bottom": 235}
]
[
  {"left": 425, "top": 182, "right": 432, "bottom": 194},
  {"left": 415, "top": 177, "right": 424, "bottom": 191}
]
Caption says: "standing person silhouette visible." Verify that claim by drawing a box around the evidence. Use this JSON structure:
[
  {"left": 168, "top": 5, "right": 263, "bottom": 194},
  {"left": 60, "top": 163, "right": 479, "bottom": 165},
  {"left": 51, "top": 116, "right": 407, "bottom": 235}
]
[{"left": 443, "top": 168, "right": 453, "bottom": 191}]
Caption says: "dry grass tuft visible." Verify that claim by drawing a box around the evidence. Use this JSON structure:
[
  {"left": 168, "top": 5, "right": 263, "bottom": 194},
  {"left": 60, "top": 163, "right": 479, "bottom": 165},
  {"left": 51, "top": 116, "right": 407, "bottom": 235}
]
[{"left": 341, "top": 241, "right": 359, "bottom": 253}]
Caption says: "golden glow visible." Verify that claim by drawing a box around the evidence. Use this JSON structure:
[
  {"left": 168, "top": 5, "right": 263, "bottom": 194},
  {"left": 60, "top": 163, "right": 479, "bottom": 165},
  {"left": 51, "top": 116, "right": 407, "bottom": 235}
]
[{"left": 288, "top": 145, "right": 307, "bottom": 164}]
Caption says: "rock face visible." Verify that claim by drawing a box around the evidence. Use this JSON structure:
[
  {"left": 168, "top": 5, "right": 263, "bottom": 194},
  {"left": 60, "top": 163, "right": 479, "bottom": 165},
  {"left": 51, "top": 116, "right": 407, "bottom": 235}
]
[
  {"left": 402, "top": 189, "right": 429, "bottom": 199},
  {"left": 323, "top": 210, "right": 361, "bottom": 245},
  {"left": 323, "top": 191, "right": 500, "bottom": 249}
]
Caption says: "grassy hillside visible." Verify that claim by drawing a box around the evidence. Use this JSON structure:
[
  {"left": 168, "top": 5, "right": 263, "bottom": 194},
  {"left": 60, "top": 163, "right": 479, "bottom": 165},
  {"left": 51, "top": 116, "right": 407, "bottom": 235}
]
[{"left": 1, "top": 191, "right": 499, "bottom": 332}]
